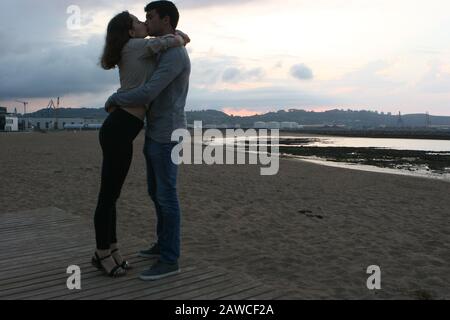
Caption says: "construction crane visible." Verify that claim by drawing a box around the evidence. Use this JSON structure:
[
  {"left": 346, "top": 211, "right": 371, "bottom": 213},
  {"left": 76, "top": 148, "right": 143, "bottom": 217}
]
[
  {"left": 47, "top": 97, "right": 60, "bottom": 129},
  {"left": 15, "top": 100, "right": 29, "bottom": 130},
  {"left": 15, "top": 100, "right": 28, "bottom": 115}
]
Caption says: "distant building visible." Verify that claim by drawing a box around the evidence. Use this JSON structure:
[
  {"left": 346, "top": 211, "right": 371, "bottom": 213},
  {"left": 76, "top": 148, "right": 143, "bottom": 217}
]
[
  {"left": 267, "top": 122, "right": 281, "bottom": 129},
  {"left": 280, "top": 122, "right": 299, "bottom": 130},
  {"left": 254, "top": 121, "right": 282, "bottom": 129},
  {"left": 4, "top": 116, "right": 19, "bottom": 131},
  {"left": 85, "top": 123, "right": 103, "bottom": 130},
  {"left": 254, "top": 122, "right": 266, "bottom": 129},
  {"left": 26, "top": 118, "right": 103, "bottom": 130},
  {"left": 192, "top": 122, "right": 203, "bottom": 129}
]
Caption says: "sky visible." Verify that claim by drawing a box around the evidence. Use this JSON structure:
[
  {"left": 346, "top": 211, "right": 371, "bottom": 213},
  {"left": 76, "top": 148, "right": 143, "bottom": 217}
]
[{"left": 0, "top": 0, "right": 449, "bottom": 116}]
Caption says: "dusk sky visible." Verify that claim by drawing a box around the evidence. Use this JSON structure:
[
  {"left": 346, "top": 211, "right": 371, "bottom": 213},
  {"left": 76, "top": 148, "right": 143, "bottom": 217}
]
[{"left": 1, "top": 0, "right": 449, "bottom": 116}]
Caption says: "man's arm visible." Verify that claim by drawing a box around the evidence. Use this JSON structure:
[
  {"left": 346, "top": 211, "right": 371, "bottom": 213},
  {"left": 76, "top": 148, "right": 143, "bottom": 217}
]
[{"left": 105, "top": 48, "right": 185, "bottom": 110}]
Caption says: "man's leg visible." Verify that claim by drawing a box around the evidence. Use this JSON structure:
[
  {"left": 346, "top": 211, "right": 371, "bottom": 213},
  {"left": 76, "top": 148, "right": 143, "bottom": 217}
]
[
  {"left": 144, "top": 138, "right": 181, "bottom": 264},
  {"left": 144, "top": 138, "right": 164, "bottom": 241}
]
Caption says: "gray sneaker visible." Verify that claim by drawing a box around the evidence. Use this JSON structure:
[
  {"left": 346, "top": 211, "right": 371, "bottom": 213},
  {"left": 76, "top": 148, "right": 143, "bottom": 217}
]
[
  {"left": 139, "top": 260, "right": 180, "bottom": 281},
  {"left": 138, "top": 243, "right": 161, "bottom": 259}
]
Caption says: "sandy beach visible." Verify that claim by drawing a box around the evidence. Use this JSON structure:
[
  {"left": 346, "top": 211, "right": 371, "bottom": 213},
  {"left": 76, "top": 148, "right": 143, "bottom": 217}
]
[{"left": 1, "top": 131, "right": 449, "bottom": 299}]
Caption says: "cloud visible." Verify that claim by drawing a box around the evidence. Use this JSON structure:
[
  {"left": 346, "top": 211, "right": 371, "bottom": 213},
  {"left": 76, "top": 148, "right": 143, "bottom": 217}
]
[
  {"left": 176, "top": 0, "right": 261, "bottom": 9},
  {"left": 190, "top": 55, "right": 238, "bottom": 86},
  {"left": 274, "top": 61, "right": 283, "bottom": 69},
  {"left": 336, "top": 60, "right": 400, "bottom": 89},
  {"left": 186, "top": 85, "right": 335, "bottom": 110},
  {"left": 416, "top": 62, "right": 450, "bottom": 94},
  {"left": 290, "top": 64, "right": 314, "bottom": 80},
  {"left": 222, "top": 67, "right": 265, "bottom": 83},
  {"left": 0, "top": 35, "right": 118, "bottom": 99}
]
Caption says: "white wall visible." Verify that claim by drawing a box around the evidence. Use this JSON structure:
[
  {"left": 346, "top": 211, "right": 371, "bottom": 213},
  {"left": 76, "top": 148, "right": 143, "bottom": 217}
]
[{"left": 5, "top": 117, "right": 19, "bottom": 131}]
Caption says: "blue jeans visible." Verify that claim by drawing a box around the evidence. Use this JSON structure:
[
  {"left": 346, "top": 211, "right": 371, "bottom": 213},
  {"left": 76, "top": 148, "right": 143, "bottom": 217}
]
[{"left": 143, "top": 137, "right": 180, "bottom": 264}]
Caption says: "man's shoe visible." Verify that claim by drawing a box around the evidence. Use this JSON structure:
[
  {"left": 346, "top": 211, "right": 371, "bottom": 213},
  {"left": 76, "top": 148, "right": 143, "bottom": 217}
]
[
  {"left": 138, "top": 243, "right": 161, "bottom": 259},
  {"left": 139, "top": 260, "right": 180, "bottom": 281}
]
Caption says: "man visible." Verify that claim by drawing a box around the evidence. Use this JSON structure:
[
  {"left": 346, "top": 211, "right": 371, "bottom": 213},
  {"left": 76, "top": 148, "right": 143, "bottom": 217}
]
[{"left": 105, "top": 0, "right": 190, "bottom": 281}]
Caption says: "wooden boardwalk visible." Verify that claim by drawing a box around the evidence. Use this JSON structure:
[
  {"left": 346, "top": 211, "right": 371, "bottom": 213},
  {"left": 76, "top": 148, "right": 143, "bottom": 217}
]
[{"left": 0, "top": 207, "right": 285, "bottom": 300}]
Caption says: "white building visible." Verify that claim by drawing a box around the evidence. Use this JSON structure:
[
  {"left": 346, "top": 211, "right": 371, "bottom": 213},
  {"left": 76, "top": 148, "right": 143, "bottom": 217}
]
[
  {"left": 254, "top": 121, "right": 283, "bottom": 129},
  {"left": 267, "top": 122, "right": 281, "bottom": 129},
  {"left": 4, "top": 116, "right": 19, "bottom": 131},
  {"left": 280, "top": 122, "right": 300, "bottom": 130},
  {"left": 27, "top": 118, "right": 104, "bottom": 130},
  {"left": 254, "top": 122, "right": 266, "bottom": 129},
  {"left": 85, "top": 123, "right": 103, "bottom": 130}
]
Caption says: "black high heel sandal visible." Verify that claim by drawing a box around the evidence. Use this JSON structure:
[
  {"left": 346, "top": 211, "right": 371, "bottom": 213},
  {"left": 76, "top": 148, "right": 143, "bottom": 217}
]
[
  {"left": 91, "top": 252, "right": 127, "bottom": 278},
  {"left": 111, "top": 248, "right": 133, "bottom": 270}
]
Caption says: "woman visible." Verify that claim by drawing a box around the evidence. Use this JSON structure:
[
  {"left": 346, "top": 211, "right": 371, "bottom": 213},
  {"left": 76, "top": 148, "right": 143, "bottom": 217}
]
[{"left": 92, "top": 11, "right": 189, "bottom": 277}]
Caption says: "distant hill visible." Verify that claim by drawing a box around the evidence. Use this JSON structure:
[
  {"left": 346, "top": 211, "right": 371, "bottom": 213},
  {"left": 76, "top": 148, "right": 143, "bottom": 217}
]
[
  {"left": 25, "top": 108, "right": 108, "bottom": 119},
  {"left": 23, "top": 107, "right": 450, "bottom": 128},
  {"left": 185, "top": 109, "right": 450, "bottom": 128}
]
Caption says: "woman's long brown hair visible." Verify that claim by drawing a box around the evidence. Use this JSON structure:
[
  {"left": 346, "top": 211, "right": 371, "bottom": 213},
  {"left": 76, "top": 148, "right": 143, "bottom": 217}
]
[{"left": 100, "top": 11, "right": 133, "bottom": 70}]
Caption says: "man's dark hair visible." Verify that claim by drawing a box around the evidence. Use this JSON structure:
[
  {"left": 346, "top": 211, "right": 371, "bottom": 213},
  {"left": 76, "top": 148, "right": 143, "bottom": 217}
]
[{"left": 145, "top": 1, "right": 179, "bottom": 30}]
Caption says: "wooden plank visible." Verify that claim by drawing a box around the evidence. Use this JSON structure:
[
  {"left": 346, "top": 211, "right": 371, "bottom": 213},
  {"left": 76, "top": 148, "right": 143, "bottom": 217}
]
[
  {"left": 248, "top": 290, "right": 287, "bottom": 300},
  {"left": 0, "top": 247, "right": 93, "bottom": 282},
  {"left": 0, "top": 240, "right": 94, "bottom": 261},
  {"left": 0, "top": 219, "right": 81, "bottom": 231},
  {"left": 0, "top": 208, "right": 75, "bottom": 224},
  {"left": 154, "top": 274, "right": 234, "bottom": 300},
  {"left": 0, "top": 231, "right": 93, "bottom": 250},
  {"left": 0, "top": 243, "right": 145, "bottom": 281},
  {"left": 134, "top": 270, "right": 229, "bottom": 300},
  {"left": 9, "top": 258, "right": 157, "bottom": 300},
  {"left": 218, "top": 286, "right": 274, "bottom": 300},
  {"left": 64, "top": 265, "right": 202, "bottom": 300},
  {"left": 191, "top": 281, "right": 260, "bottom": 300},
  {"left": 0, "top": 207, "right": 284, "bottom": 300},
  {"left": 0, "top": 245, "right": 145, "bottom": 290},
  {"left": 167, "top": 277, "right": 247, "bottom": 300},
  {"left": 0, "top": 228, "right": 89, "bottom": 245},
  {"left": 0, "top": 216, "right": 80, "bottom": 226},
  {"left": 0, "top": 222, "right": 90, "bottom": 237},
  {"left": 0, "top": 242, "right": 96, "bottom": 271},
  {"left": 104, "top": 267, "right": 219, "bottom": 301}
]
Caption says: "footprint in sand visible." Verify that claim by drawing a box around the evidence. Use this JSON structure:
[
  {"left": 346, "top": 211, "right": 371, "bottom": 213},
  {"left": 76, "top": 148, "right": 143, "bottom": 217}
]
[{"left": 298, "top": 210, "right": 324, "bottom": 220}]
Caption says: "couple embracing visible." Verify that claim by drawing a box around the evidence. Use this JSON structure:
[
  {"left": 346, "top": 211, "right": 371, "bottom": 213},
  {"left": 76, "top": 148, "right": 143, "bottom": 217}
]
[{"left": 92, "top": 1, "right": 190, "bottom": 281}]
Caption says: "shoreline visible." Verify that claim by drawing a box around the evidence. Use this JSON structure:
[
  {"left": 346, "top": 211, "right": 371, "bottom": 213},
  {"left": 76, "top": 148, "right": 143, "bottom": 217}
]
[
  {"left": 277, "top": 145, "right": 450, "bottom": 176},
  {"left": 284, "top": 155, "right": 450, "bottom": 183},
  {"left": 279, "top": 129, "right": 450, "bottom": 140}
]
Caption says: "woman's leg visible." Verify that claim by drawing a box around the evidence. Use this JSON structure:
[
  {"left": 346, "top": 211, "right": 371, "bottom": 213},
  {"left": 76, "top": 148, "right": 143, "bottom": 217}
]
[
  {"left": 93, "top": 147, "right": 124, "bottom": 274},
  {"left": 93, "top": 110, "right": 139, "bottom": 276},
  {"left": 95, "top": 109, "right": 143, "bottom": 268},
  {"left": 95, "top": 142, "right": 133, "bottom": 248},
  {"left": 109, "top": 144, "right": 134, "bottom": 266},
  {"left": 109, "top": 205, "right": 118, "bottom": 246}
]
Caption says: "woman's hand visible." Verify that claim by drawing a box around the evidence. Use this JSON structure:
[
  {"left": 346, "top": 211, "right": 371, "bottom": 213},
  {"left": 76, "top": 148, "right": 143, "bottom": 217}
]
[
  {"left": 175, "top": 30, "right": 190, "bottom": 46},
  {"left": 105, "top": 95, "right": 118, "bottom": 114}
]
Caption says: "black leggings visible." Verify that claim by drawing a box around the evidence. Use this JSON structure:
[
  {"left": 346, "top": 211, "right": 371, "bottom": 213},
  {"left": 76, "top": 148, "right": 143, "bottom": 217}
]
[{"left": 94, "top": 108, "right": 144, "bottom": 250}]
